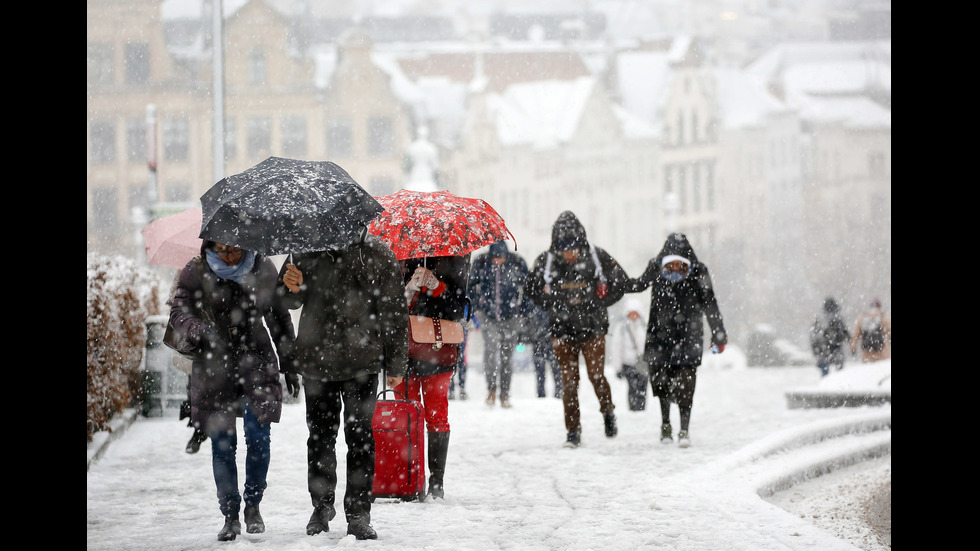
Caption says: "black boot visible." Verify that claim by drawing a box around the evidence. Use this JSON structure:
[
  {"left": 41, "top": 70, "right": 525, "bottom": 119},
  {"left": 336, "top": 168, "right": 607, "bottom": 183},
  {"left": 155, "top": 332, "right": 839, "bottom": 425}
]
[
  {"left": 217, "top": 515, "right": 241, "bottom": 541},
  {"left": 427, "top": 431, "right": 450, "bottom": 499},
  {"left": 603, "top": 413, "right": 618, "bottom": 437},
  {"left": 305, "top": 502, "right": 336, "bottom": 536},
  {"left": 185, "top": 428, "right": 208, "bottom": 454},
  {"left": 244, "top": 505, "right": 264, "bottom": 533}
]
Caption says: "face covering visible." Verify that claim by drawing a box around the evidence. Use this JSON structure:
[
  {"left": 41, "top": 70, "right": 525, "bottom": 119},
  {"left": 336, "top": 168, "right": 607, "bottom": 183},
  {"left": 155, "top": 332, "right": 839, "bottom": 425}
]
[
  {"left": 206, "top": 250, "right": 256, "bottom": 284},
  {"left": 661, "top": 268, "right": 687, "bottom": 283}
]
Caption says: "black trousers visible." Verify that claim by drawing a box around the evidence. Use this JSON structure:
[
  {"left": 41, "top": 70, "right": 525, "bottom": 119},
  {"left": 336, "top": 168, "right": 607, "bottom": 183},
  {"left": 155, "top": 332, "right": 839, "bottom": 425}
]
[{"left": 303, "top": 373, "right": 378, "bottom": 523}]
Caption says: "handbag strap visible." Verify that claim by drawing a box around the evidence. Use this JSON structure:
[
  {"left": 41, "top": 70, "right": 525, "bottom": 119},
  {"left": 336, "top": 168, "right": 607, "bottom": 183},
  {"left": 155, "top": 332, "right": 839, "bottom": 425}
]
[{"left": 432, "top": 318, "right": 443, "bottom": 343}]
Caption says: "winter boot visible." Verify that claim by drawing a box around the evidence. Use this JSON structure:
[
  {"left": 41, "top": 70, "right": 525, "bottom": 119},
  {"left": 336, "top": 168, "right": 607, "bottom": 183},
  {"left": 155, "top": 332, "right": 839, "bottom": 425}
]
[
  {"left": 485, "top": 390, "right": 496, "bottom": 406},
  {"left": 427, "top": 431, "right": 450, "bottom": 499},
  {"left": 660, "top": 423, "right": 673, "bottom": 444},
  {"left": 677, "top": 430, "right": 691, "bottom": 448},
  {"left": 563, "top": 431, "right": 581, "bottom": 448},
  {"left": 185, "top": 428, "right": 208, "bottom": 454},
  {"left": 459, "top": 388, "right": 468, "bottom": 400},
  {"left": 347, "top": 518, "right": 378, "bottom": 540},
  {"left": 305, "top": 502, "right": 336, "bottom": 535},
  {"left": 244, "top": 505, "right": 264, "bottom": 533},
  {"left": 603, "top": 413, "right": 618, "bottom": 437},
  {"left": 217, "top": 515, "right": 241, "bottom": 541}
]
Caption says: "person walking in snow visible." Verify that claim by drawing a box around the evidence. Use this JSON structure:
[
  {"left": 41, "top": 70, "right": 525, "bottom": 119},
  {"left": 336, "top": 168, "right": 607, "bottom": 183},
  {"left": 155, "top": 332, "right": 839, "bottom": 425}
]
[
  {"left": 850, "top": 298, "right": 891, "bottom": 363},
  {"left": 467, "top": 240, "right": 529, "bottom": 408},
  {"left": 276, "top": 228, "right": 408, "bottom": 541},
  {"left": 525, "top": 301, "right": 562, "bottom": 398},
  {"left": 398, "top": 255, "right": 471, "bottom": 499},
  {"left": 610, "top": 298, "right": 649, "bottom": 411},
  {"left": 524, "top": 211, "right": 628, "bottom": 448},
  {"left": 169, "top": 241, "right": 297, "bottom": 541},
  {"left": 809, "top": 297, "right": 850, "bottom": 377},
  {"left": 625, "top": 233, "right": 728, "bottom": 448}
]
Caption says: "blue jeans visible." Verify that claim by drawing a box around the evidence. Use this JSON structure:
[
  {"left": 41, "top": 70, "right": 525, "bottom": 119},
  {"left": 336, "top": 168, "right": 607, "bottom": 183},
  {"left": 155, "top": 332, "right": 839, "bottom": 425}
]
[{"left": 209, "top": 403, "right": 271, "bottom": 517}]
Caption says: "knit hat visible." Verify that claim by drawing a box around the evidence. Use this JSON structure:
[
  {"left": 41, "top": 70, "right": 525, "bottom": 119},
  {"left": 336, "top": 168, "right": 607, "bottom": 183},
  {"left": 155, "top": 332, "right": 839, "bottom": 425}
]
[{"left": 660, "top": 254, "right": 691, "bottom": 268}]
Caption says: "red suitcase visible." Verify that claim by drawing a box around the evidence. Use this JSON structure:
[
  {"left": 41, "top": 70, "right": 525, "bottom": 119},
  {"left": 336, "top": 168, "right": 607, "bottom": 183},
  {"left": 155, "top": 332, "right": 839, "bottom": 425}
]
[{"left": 371, "top": 389, "right": 426, "bottom": 501}]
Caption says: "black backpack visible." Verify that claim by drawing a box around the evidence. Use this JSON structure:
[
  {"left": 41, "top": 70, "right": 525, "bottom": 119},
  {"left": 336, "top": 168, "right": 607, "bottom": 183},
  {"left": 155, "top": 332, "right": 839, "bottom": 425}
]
[{"left": 861, "top": 316, "right": 885, "bottom": 352}]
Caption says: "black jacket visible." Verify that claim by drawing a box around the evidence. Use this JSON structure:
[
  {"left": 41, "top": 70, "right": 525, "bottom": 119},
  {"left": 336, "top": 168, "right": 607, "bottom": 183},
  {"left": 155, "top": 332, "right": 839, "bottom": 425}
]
[
  {"left": 467, "top": 242, "right": 529, "bottom": 323},
  {"left": 524, "top": 211, "right": 628, "bottom": 341},
  {"left": 626, "top": 233, "right": 727, "bottom": 369}
]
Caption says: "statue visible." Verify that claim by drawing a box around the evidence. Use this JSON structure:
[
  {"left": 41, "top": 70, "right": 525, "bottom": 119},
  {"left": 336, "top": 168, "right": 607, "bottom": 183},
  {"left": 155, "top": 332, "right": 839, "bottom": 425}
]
[{"left": 403, "top": 126, "right": 440, "bottom": 192}]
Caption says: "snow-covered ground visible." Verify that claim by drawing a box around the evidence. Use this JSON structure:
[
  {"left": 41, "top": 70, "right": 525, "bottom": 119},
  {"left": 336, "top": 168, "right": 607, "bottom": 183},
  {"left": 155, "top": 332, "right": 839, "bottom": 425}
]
[{"left": 86, "top": 344, "right": 890, "bottom": 550}]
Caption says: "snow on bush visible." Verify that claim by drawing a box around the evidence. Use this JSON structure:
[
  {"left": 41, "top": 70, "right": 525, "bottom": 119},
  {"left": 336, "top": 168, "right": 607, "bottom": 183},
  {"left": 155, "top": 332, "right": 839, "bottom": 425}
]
[{"left": 86, "top": 252, "right": 167, "bottom": 441}]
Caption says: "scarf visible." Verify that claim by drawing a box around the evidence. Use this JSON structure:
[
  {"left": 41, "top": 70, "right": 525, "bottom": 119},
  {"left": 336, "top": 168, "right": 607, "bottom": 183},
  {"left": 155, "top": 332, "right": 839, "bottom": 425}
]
[{"left": 206, "top": 250, "right": 256, "bottom": 284}]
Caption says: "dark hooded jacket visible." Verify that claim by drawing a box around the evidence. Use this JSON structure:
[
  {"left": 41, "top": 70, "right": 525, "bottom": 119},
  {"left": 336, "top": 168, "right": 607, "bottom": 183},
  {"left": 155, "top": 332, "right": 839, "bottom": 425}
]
[
  {"left": 170, "top": 244, "right": 295, "bottom": 432},
  {"left": 524, "top": 211, "right": 628, "bottom": 340},
  {"left": 625, "top": 233, "right": 727, "bottom": 369},
  {"left": 403, "top": 254, "right": 470, "bottom": 377},
  {"left": 467, "top": 241, "right": 529, "bottom": 323},
  {"left": 276, "top": 232, "right": 408, "bottom": 381},
  {"left": 810, "top": 298, "right": 849, "bottom": 363}
]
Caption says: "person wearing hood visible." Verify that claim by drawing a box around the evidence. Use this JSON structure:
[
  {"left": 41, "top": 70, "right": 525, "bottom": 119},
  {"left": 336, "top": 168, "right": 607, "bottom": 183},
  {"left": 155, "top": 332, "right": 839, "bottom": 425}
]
[
  {"left": 276, "top": 229, "right": 408, "bottom": 540},
  {"left": 610, "top": 298, "right": 649, "bottom": 411},
  {"left": 169, "top": 241, "right": 297, "bottom": 541},
  {"left": 625, "top": 233, "right": 728, "bottom": 448},
  {"left": 524, "top": 211, "right": 629, "bottom": 448},
  {"left": 850, "top": 298, "right": 891, "bottom": 363},
  {"left": 467, "top": 240, "right": 529, "bottom": 408},
  {"left": 809, "top": 297, "right": 850, "bottom": 377}
]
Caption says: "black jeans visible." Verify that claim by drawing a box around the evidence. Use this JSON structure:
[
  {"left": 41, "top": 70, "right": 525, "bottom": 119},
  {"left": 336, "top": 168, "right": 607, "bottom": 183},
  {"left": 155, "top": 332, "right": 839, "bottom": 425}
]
[{"left": 303, "top": 373, "right": 378, "bottom": 523}]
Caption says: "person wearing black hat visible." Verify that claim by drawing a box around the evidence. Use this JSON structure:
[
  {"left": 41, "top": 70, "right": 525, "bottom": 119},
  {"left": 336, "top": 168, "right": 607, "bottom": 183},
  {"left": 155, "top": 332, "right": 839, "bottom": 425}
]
[
  {"left": 524, "top": 211, "right": 629, "bottom": 448},
  {"left": 625, "top": 233, "right": 728, "bottom": 448},
  {"left": 809, "top": 297, "right": 850, "bottom": 377}
]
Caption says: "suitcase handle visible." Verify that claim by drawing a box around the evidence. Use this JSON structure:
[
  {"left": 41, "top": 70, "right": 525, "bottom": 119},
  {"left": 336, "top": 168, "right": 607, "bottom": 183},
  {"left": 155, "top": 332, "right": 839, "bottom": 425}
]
[{"left": 377, "top": 387, "right": 409, "bottom": 401}]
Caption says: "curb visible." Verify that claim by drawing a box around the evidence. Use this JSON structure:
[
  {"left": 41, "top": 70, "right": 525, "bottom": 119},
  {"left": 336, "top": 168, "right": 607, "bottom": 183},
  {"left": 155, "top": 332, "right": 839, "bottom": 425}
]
[{"left": 87, "top": 408, "right": 140, "bottom": 472}]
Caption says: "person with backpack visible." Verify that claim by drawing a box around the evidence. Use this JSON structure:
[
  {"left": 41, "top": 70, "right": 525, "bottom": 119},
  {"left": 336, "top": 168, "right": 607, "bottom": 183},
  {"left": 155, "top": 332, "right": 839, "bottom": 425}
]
[
  {"left": 850, "top": 298, "right": 891, "bottom": 363},
  {"left": 809, "top": 297, "right": 850, "bottom": 377},
  {"left": 524, "top": 211, "right": 629, "bottom": 448}
]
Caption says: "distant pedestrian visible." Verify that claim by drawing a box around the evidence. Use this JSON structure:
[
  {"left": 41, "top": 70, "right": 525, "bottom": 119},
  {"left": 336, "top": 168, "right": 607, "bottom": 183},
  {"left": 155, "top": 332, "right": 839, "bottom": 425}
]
[
  {"left": 809, "top": 297, "right": 850, "bottom": 377},
  {"left": 468, "top": 240, "right": 529, "bottom": 408},
  {"left": 610, "top": 298, "right": 648, "bottom": 411},
  {"left": 625, "top": 233, "right": 727, "bottom": 448},
  {"left": 850, "top": 298, "right": 891, "bottom": 363},
  {"left": 449, "top": 318, "right": 472, "bottom": 400},
  {"left": 524, "top": 211, "right": 628, "bottom": 448},
  {"left": 525, "top": 302, "right": 561, "bottom": 399},
  {"left": 170, "top": 241, "right": 297, "bottom": 541}
]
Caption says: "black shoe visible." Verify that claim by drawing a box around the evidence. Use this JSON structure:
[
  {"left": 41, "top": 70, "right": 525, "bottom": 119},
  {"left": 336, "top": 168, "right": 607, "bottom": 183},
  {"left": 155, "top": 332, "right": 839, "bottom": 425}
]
[
  {"left": 563, "top": 431, "right": 581, "bottom": 448},
  {"left": 660, "top": 423, "right": 673, "bottom": 444},
  {"left": 217, "top": 515, "right": 241, "bottom": 541},
  {"left": 305, "top": 503, "right": 336, "bottom": 536},
  {"left": 185, "top": 429, "right": 208, "bottom": 454},
  {"left": 244, "top": 505, "right": 264, "bottom": 534},
  {"left": 347, "top": 520, "right": 378, "bottom": 540},
  {"left": 603, "top": 413, "right": 618, "bottom": 438}
]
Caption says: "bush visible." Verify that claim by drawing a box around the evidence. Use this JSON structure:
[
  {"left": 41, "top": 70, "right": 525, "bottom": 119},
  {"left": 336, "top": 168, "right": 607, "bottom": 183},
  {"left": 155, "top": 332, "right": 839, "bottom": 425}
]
[{"left": 87, "top": 253, "right": 167, "bottom": 442}]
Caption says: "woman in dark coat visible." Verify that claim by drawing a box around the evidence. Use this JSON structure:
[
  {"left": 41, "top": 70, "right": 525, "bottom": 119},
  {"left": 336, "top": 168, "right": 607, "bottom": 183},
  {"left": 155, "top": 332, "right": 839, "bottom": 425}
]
[
  {"left": 625, "top": 233, "right": 727, "bottom": 448},
  {"left": 809, "top": 297, "right": 850, "bottom": 377},
  {"left": 399, "top": 255, "right": 469, "bottom": 499},
  {"left": 169, "top": 240, "right": 296, "bottom": 541}
]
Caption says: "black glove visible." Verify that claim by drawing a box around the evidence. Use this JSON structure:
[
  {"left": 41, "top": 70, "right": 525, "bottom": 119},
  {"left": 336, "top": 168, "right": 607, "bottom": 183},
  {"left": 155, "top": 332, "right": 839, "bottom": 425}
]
[{"left": 285, "top": 373, "right": 301, "bottom": 398}]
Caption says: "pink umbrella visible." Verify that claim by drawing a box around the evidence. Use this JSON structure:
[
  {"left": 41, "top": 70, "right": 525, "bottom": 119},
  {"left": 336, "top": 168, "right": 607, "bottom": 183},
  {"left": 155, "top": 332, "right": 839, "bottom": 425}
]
[{"left": 140, "top": 207, "right": 204, "bottom": 269}]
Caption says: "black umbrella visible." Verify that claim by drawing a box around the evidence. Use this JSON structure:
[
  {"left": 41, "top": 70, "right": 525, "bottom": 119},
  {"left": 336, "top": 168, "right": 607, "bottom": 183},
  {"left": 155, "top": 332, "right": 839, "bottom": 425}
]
[{"left": 199, "top": 156, "right": 384, "bottom": 256}]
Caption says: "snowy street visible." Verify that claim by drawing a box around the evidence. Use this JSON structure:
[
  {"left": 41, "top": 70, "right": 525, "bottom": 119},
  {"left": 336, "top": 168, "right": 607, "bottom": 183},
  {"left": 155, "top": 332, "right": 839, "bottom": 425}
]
[{"left": 87, "top": 350, "right": 890, "bottom": 550}]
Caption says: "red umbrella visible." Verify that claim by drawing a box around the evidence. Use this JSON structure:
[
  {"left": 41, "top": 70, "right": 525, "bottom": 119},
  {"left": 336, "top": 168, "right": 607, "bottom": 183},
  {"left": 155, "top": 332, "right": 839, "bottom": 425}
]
[
  {"left": 140, "top": 207, "right": 204, "bottom": 269},
  {"left": 368, "top": 190, "right": 515, "bottom": 260}
]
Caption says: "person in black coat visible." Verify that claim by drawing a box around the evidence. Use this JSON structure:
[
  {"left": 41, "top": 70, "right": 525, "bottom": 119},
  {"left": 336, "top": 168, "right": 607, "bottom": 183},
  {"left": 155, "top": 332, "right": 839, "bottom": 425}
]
[
  {"left": 809, "top": 297, "right": 850, "bottom": 377},
  {"left": 625, "top": 233, "right": 727, "bottom": 448},
  {"left": 170, "top": 241, "right": 296, "bottom": 541},
  {"left": 399, "top": 255, "right": 470, "bottom": 499},
  {"left": 524, "top": 211, "right": 628, "bottom": 448}
]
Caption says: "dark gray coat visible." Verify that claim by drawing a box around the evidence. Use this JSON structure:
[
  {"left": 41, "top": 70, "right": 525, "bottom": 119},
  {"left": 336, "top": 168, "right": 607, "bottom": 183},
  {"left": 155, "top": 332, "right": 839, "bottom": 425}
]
[
  {"left": 170, "top": 253, "right": 295, "bottom": 432},
  {"left": 276, "top": 233, "right": 408, "bottom": 381}
]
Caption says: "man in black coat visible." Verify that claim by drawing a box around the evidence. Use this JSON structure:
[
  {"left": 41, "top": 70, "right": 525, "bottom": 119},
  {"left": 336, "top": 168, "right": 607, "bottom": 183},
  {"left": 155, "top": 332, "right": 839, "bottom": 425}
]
[
  {"left": 625, "top": 233, "right": 727, "bottom": 448},
  {"left": 524, "top": 211, "right": 628, "bottom": 448}
]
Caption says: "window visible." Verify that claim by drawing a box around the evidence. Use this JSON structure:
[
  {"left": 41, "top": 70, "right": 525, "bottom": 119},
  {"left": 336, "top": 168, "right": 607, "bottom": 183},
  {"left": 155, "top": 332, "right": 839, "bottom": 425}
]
[
  {"left": 90, "top": 120, "right": 116, "bottom": 163},
  {"left": 248, "top": 48, "right": 267, "bottom": 86},
  {"left": 705, "top": 162, "right": 715, "bottom": 211},
  {"left": 326, "top": 119, "right": 352, "bottom": 156},
  {"left": 368, "top": 116, "right": 394, "bottom": 156},
  {"left": 663, "top": 164, "right": 673, "bottom": 194},
  {"left": 163, "top": 116, "right": 190, "bottom": 161},
  {"left": 224, "top": 118, "right": 237, "bottom": 160},
  {"left": 676, "top": 111, "right": 685, "bottom": 146},
  {"left": 692, "top": 110, "right": 699, "bottom": 143},
  {"left": 677, "top": 165, "right": 687, "bottom": 214},
  {"left": 124, "top": 42, "right": 150, "bottom": 85},
  {"left": 91, "top": 187, "right": 118, "bottom": 231},
  {"left": 691, "top": 162, "right": 701, "bottom": 213},
  {"left": 247, "top": 117, "right": 272, "bottom": 158},
  {"left": 88, "top": 43, "right": 113, "bottom": 87},
  {"left": 126, "top": 118, "right": 146, "bottom": 162},
  {"left": 281, "top": 115, "right": 307, "bottom": 157}
]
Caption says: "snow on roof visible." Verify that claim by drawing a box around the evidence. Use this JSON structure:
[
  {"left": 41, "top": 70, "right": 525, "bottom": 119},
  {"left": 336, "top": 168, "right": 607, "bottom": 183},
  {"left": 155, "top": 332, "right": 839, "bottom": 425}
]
[
  {"left": 795, "top": 95, "right": 891, "bottom": 129},
  {"left": 615, "top": 50, "right": 671, "bottom": 125},
  {"left": 714, "top": 68, "right": 790, "bottom": 130},
  {"left": 782, "top": 60, "right": 891, "bottom": 98},
  {"left": 667, "top": 34, "right": 692, "bottom": 64},
  {"left": 489, "top": 76, "right": 595, "bottom": 148}
]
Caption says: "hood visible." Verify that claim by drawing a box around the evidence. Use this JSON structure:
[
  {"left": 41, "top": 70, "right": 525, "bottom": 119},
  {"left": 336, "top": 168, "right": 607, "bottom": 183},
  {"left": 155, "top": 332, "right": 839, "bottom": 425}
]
[
  {"left": 655, "top": 232, "right": 699, "bottom": 267},
  {"left": 550, "top": 211, "right": 588, "bottom": 252},
  {"left": 823, "top": 297, "right": 840, "bottom": 313},
  {"left": 489, "top": 240, "right": 509, "bottom": 257}
]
